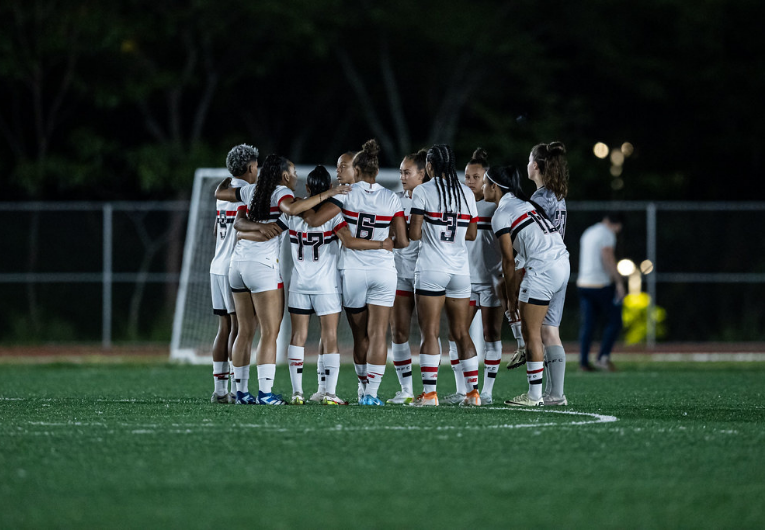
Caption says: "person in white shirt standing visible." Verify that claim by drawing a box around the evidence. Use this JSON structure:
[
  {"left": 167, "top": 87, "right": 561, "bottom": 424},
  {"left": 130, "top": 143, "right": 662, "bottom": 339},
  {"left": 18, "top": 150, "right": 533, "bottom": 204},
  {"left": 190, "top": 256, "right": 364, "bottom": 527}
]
[
  {"left": 526, "top": 141, "right": 570, "bottom": 405},
  {"left": 577, "top": 213, "right": 625, "bottom": 371},
  {"left": 303, "top": 139, "right": 409, "bottom": 405},
  {"left": 484, "top": 164, "right": 570, "bottom": 407},
  {"left": 216, "top": 154, "right": 348, "bottom": 405},
  {"left": 387, "top": 149, "right": 429, "bottom": 405},
  {"left": 209, "top": 144, "right": 259, "bottom": 404},
  {"left": 409, "top": 144, "right": 481, "bottom": 407}
]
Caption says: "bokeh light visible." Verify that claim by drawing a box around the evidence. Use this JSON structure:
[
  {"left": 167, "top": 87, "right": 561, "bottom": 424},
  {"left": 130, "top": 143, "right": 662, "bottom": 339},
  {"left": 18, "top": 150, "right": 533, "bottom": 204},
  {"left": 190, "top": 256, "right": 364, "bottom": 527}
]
[
  {"left": 617, "top": 259, "right": 636, "bottom": 276},
  {"left": 593, "top": 142, "right": 609, "bottom": 159},
  {"left": 611, "top": 177, "right": 624, "bottom": 189},
  {"left": 640, "top": 259, "right": 654, "bottom": 274},
  {"left": 610, "top": 165, "right": 623, "bottom": 177},
  {"left": 621, "top": 142, "right": 634, "bottom": 157},
  {"left": 610, "top": 149, "right": 625, "bottom": 166}
]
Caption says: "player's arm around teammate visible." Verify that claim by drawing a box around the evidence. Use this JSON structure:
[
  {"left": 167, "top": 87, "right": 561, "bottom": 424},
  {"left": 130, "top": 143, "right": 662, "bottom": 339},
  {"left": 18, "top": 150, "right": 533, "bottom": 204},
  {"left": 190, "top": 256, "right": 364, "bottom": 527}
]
[{"left": 301, "top": 151, "right": 358, "bottom": 227}]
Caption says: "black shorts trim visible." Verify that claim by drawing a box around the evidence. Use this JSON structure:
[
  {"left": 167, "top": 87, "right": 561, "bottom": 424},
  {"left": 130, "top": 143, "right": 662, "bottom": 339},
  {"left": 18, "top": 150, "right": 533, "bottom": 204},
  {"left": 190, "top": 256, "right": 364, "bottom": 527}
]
[
  {"left": 416, "top": 289, "right": 446, "bottom": 297},
  {"left": 288, "top": 307, "right": 315, "bottom": 315},
  {"left": 231, "top": 287, "right": 250, "bottom": 293},
  {"left": 213, "top": 308, "right": 228, "bottom": 316},
  {"left": 344, "top": 305, "right": 368, "bottom": 314},
  {"left": 526, "top": 297, "right": 550, "bottom": 306}
]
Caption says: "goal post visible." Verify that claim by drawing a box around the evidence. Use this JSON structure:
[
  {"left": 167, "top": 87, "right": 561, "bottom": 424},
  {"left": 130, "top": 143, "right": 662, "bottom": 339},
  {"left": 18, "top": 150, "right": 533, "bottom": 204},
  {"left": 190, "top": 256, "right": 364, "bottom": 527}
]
[{"left": 170, "top": 165, "right": 486, "bottom": 364}]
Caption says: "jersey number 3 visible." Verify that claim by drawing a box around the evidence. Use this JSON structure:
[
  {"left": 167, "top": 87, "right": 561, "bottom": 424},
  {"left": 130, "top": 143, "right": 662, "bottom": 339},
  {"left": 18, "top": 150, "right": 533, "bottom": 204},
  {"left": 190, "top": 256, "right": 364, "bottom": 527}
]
[
  {"left": 356, "top": 213, "right": 376, "bottom": 240},
  {"left": 440, "top": 213, "right": 457, "bottom": 243}
]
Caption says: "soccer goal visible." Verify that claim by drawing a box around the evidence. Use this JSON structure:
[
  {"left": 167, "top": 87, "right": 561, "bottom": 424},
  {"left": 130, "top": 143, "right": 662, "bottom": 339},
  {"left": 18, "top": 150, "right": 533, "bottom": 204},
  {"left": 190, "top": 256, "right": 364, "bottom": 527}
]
[{"left": 170, "top": 165, "right": 408, "bottom": 364}]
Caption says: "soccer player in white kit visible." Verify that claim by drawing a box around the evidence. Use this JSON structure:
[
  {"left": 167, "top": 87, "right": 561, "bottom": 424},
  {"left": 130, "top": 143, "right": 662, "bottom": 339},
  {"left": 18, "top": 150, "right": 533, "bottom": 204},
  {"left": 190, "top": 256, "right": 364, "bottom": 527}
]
[
  {"left": 216, "top": 154, "right": 349, "bottom": 405},
  {"left": 302, "top": 139, "right": 409, "bottom": 405},
  {"left": 210, "top": 144, "right": 259, "bottom": 404},
  {"left": 388, "top": 149, "right": 429, "bottom": 405},
  {"left": 445, "top": 147, "right": 505, "bottom": 405},
  {"left": 409, "top": 144, "right": 481, "bottom": 407},
  {"left": 526, "top": 142, "right": 570, "bottom": 405},
  {"left": 483, "top": 165, "right": 570, "bottom": 407}
]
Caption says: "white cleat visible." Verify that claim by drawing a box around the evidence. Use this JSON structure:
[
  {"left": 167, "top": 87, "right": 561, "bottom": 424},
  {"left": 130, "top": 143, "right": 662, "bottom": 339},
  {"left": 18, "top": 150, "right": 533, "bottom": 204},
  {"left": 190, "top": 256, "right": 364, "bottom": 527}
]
[
  {"left": 504, "top": 392, "right": 544, "bottom": 407},
  {"left": 309, "top": 390, "right": 326, "bottom": 403},
  {"left": 441, "top": 392, "right": 466, "bottom": 405},
  {"left": 409, "top": 391, "right": 439, "bottom": 407},
  {"left": 211, "top": 392, "right": 234, "bottom": 404},
  {"left": 479, "top": 391, "right": 493, "bottom": 405},
  {"left": 357, "top": 383, "right": 366, "bottom": 403},
  {"left": 290, "top": 392, "right": 305, "bottom": 405},
  {"left": 386, "top": 390, "right": 414, "bottom": 404},
  {"left": 543, "top": 393, "right": 568, "bottom": 406},
  {"left": 506, "top": 347, "right": 527, "bottom": 370},
  {"left": 322, "top": 394, "right": 349, "bottom": 406}
]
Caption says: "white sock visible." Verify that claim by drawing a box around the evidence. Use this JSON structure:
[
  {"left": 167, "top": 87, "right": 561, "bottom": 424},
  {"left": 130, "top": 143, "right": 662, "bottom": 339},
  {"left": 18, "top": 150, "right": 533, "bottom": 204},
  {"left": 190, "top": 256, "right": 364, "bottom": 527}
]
[
  {"left": 365, "top": 363, "right": 386, "bottom": 398},
  {"left": 324, "top": 353, "right": 341, "bottom": 396},
  {"left": 213, "top": 361, "right": 229, "bottom": 396},
  {"left": 448, "top": 341, "right": 466, "bottom": 395},
  {"left": 482, "top": 341, "right": 502, "bottom": 395},
  {"left": 461, "top": 356, "right": 479, "bottom": 392},
  {"left": 287, "top": 345, "right": 304, "bottom": 394},
  {"left": 355, "top": 363, "right": 368, "bottom": 391},
  {"left": 233, "top": 365, "right": 249, "bottom": 394},
  {"left": 392, "top": 342, "right": 413, "bottom": 393},
  {"left": 511, "top": 321, "right": 525, "bottom": 349},
  {"left": 257, "top": 364, "right": 276, "bottom": 394},
  {"left": 420, "top": 353, "right": 440, "bottom": 394},
  {"left": 543, "top": 348, "right": 551, "bottom": 396},
  {"left": 317, "top": 354, "right": 326, "bottom": 393},
  {"left": 546, "top": 345, "right": 567, "bottom": 398},
  {"left": 527, "top": 361, "right": 544, "bottom": 400}
]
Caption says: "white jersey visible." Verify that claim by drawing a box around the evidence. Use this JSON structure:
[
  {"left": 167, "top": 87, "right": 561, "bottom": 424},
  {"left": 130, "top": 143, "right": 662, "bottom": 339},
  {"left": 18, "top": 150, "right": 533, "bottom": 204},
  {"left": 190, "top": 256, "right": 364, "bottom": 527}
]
[
  {"left": 530, "top": 186, "right": 567, "bottom": 240},
  {"left": 577, "top": 222, "right": 617, "bottom": 287},
  {"left": 492, "top": 193, "right": 568, "bottom": 274},
  {"left": 410, "top": 179, "right": 478, "bottom": 275},
  {"left": 284, "top": 212, "right": 345, "bottom": 294},
  {"left": 328, "top": 181, "right": 403, "bottom": 271},
  {"left": 467, "top": 199, "right": 501, "bottom": 284},
  {"left": 210, "top": 177, "right": 248, "bottom": 275},
  {"left": 393, "top": 190, "right": 420, "bottom": 280},
  {"left": 231, "top": 184, "right": 293, "bottom": 268}
]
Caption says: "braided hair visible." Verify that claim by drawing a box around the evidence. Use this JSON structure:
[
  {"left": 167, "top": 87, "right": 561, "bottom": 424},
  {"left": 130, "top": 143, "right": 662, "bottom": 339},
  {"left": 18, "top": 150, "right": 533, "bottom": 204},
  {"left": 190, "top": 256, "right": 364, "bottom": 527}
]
[
  {"left": 248, "top": 154, "right": 291, "bottom": 222},
  {"left": 486, "top": 165, "right": 549, "bottom": 220},
  {"left": 531, "top": 141, "right": 569, "bottom": 200},
  {"left": 427, "top": 144, "right": 468, "bottom": 213}
]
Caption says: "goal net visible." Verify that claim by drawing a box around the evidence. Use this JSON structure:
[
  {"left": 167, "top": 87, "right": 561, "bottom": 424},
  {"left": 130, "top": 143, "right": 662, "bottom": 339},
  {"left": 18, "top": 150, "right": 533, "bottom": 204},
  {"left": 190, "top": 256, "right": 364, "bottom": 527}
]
[{"left": 170, "top": 166, "right": 422, "bottom": 364}]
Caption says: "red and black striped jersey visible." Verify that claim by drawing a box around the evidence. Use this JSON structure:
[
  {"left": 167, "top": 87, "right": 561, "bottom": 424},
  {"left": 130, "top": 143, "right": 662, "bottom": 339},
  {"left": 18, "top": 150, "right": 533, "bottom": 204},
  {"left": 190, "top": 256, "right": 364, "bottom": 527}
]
[{"left": 283, "top": 212, "right": 345, "bottom": 294}]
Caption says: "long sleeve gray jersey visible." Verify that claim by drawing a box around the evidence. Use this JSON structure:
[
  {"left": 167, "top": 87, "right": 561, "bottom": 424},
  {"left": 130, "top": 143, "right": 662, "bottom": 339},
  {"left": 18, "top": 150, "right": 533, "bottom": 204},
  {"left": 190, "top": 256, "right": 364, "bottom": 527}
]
[{"left": 530, "top": 187, "right": 567, "bottom": 240}]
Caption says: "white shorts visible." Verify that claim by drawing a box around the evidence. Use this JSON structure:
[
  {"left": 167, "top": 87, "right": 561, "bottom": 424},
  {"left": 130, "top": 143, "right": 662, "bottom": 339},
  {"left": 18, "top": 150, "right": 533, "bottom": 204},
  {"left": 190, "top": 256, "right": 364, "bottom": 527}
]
[
  {"left": 341, "top": 269, "right": 398, "bottom": 311},
  {"left": 396, "top": 277, "right": 415, "bottom": 297},
  {"left": 210, "top": 273, "right": 235, "bottom": 315},
  {"left": 229, "top": 260, "right": 284, "bottom": 294},
  {"left": 288, "top": 291, "right": 342, "bottom": 316},
  {"left": 519, "top": 259, "right": 570, "bottom": 313},
  {"left": 414, "top": 271, "right": 471, "bottom": 299},
  {"left": 470, "top": 283, "right": 501, "bottom": 308}
]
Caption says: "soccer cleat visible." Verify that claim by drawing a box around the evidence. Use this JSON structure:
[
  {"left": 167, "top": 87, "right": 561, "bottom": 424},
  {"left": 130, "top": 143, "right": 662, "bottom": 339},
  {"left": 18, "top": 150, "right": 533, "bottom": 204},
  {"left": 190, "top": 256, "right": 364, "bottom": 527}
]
[
  {"left": 235, "top": 391, "right": 259, "bottom": 405},
  {"left": 357, "top": 383, "right": 366, "bottom": 403},
  {"left": 226, "top": 392, "right": 237, "bottom": 404},
  {"left": 579, "top": 363, "right": 597, "bottom": 372},
  {"left": 290, "top": 392, "right": 305, "bottom": 405},
  {"left": 257, "top": 391, "right": 286, "bottom": 405},
  {"left": 479, "top": 391, "right": 493, "bottom": 405},
  {"left": 386, "top": 390, "right": 414, "bottom": 405},
  {"left": 461, "top": 389, "right": 482, "bottom": 407},
  {"left": 543, "top": 393, "right": 568, "bottom": 406},
  {"left": 504, "top": 392, "right": 544, "bottom": 407},
  {"left": 596, "top": 357, "right": 617, "bottom": 372},
  {"left": 506, "top": 347, "right": 527, "bottom": 370},
  {"left": 359, "top": 395, "right": 384, "bottom": 406},
  {"left": 211, "top": 392, "right": 233, "bottom": 404},
  {"left": 309, "top": 390, "right": 326, "bottom": 403},
  {"left": 441, "top": 392, "right": 466, "bottom": 405},
  {"left": 409, "top": 391, "right": 439, "bottom": 407},
  {"left": 322, "top": 394, "right": 349, "bottom": 406}
]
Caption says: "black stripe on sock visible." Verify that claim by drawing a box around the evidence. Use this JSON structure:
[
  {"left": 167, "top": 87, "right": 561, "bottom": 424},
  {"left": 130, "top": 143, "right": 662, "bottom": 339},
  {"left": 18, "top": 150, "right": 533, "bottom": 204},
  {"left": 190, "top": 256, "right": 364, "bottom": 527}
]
[
  {"left": 422, "top": 379, "right": 437, "bottom": 385},
  {"left": 402, "top": 371, "right": 412, "bottom": 378},
  {"left": 488, "top": 372, "right": 497, "bottom": 378},
  {"left": 529, "top": 379, "right": 543, "bottom": 384},
  {"left": 297, "top": 368, "right": 303, "bottom": 374}
]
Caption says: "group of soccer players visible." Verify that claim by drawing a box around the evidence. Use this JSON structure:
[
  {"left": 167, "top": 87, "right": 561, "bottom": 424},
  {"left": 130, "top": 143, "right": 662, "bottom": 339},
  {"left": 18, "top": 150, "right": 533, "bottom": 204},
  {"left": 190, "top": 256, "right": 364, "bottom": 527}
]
[{"left": 208, "top": 138, "right": 570, "bottom": 407}]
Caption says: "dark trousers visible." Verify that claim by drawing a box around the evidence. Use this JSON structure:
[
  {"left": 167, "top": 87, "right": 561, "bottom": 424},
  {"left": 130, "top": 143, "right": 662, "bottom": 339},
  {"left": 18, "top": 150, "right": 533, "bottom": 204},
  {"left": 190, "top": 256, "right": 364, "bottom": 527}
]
[{"left": 578, "top": 285, "right": 623, "bottom": 366}]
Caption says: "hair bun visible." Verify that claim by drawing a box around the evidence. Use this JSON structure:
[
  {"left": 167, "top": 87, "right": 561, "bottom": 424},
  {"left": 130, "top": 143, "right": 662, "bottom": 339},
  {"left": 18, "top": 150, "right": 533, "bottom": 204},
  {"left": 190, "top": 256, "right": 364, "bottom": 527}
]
[
  {"left": 548, "top": 141, "right": 566, "bottom": 155},
  {"left": 362, "top": 138, "right": 380, "bottom": 158},
  {"left": 471, "top": 147, "right": 488, "bottom": 162}
]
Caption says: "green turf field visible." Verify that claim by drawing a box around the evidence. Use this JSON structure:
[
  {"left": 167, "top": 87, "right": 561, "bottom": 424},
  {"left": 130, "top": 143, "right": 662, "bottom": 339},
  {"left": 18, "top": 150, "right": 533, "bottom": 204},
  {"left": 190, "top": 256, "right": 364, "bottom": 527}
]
[{"left": 1, "top": 362, "right": 764, "bottom": 529}]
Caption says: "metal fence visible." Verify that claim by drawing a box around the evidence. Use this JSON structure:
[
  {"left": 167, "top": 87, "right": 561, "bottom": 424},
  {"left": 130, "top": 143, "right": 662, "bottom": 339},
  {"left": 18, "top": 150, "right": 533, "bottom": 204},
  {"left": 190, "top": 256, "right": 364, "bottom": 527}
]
[{"left": 1, "top": 199, "right": 764, "bottom": 348}]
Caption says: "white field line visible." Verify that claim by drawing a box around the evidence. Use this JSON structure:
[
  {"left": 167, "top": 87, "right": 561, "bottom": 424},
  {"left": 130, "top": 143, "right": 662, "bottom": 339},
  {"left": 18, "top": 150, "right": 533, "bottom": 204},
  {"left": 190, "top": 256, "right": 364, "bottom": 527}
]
[{"left": 3, "top": 408, "right": 617, "bottom": 436}]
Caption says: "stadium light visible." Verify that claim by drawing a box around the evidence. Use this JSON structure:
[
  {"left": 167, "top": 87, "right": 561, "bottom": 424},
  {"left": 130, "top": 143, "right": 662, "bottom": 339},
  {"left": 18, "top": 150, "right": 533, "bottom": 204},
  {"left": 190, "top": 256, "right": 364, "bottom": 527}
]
[
  {"left": 640, "top": 259, "right": 654, "bottom": 274},
  {"left": 617, "top": 259, "right": 636, "bottom": 276},
  {"left": 593, "top": 142, "right": 609, "bottom": 159}
]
